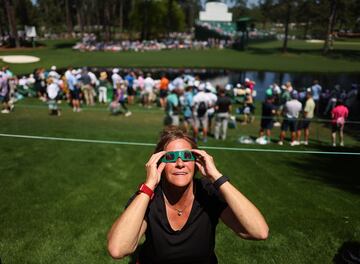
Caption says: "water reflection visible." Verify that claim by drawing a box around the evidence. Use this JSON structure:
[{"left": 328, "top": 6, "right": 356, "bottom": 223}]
[
  {"left": 89, "top": 67, "right": 360, "bottom": 100},
  {"left": 210, "top": 71, "right": 360, "bottom": 100}
]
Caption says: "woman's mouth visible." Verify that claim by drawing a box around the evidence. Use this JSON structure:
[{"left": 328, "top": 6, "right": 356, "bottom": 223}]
[{"left": 173, "top": 172, "right": 187, "bottom": 176}]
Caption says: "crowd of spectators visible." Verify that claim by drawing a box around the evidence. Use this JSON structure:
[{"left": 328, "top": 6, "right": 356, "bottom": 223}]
[
  {"left": 73, "top": 33, "right": 233, "bottom": 52},
  {"left": 1, "top": 64, "right": 357, "bottom": 146}
]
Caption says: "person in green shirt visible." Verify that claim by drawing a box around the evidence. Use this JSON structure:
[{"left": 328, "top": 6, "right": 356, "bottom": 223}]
[
  {"left": 164, "top": 88, "right": 181, "bottom": 126},
  {"left": 98, "top": 72, "right": 111, "bottom": 103}
]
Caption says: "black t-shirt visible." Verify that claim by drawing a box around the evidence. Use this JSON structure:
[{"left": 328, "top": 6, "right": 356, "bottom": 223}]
[
  {"left": 216, "top": 96, "right": 231, "bottom": 113},
  {"left": 261, "top": 101, "right": 275, "bottom": 119},
  {"left": 138, "top": 178, "right": 228, "bottom": 264}
]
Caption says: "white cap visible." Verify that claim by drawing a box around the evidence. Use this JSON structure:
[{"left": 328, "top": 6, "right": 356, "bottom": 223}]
[
  {"left": 71, "top": 69, "right": 77, "bottom": 75},
  {"left": 198, "top": 83, "right": 205, "bottom": 91},
  {"left": 245, "top": 78, "right": 250, "bottom": 82},
  {"left": 51, "top": 65, "right": 56, "bottom": 71},
  {"left": 194, "top": 80, "right": 200, "bottom": 88},
  {"left": 112, "top": 68, "right": 119, "bottom": 73},
  {"left": 236, "top": 83, "right": 242, "bottom": 88}
]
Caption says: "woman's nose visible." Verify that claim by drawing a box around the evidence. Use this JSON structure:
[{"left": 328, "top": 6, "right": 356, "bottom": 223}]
[{"left": 175, "top": 158, "right": 185, "bottom": 167}]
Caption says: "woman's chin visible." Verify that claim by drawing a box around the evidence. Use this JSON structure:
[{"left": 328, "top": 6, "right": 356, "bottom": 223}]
[{"left": 167, "top": 175, "right": 193, "bottom": 187}]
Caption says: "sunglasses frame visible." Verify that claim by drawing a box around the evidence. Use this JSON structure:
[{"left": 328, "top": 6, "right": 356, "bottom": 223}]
[{"left": 161, "top": 150, "right": 195, "bottom": 163}]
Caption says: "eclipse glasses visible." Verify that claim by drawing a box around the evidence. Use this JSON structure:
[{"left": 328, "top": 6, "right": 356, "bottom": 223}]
[{"left": 161, "top": 150, "right": 195, "bottom": 163}]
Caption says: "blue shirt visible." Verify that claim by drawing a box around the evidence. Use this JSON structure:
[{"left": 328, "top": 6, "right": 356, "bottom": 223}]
[
  {"left": 311, "top": 84, "right": 322, "bottom": 100},
  {"left": 183, "top": 92, "right": 193, "bottom": 118},
  {"left": 67, "top": 74, "right": 77, "bottom": 91},
  {"left": 125, "top": 74, "right": 134, "bottom": 88},
  {"left": 166, "top": 93, "right": 179, "bottom": 115}
]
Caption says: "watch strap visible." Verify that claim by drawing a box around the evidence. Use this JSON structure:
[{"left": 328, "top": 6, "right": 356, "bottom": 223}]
[
  {"left": 138, "top": 183, "right": 154, "bottom": 200},
  {"left": 213, "top": 175, "right": 229, "bottom": 190}
]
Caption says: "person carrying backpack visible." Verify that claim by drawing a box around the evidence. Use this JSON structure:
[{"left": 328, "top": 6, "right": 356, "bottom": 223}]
[{"left": 192, "top": 84, "right": 210, "bottom": 143}]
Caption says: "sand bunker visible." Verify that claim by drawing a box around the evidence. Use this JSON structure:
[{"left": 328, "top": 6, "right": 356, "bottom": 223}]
[
  {"left": 0, "top": 55, "right": 40, "bottom": 63},
  {"left": 306, "top": 39, "right": 324, "bottom": 43}
]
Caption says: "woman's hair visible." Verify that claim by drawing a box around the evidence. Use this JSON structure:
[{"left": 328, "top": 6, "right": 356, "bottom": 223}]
[{"left": 154, "top": 126, "right": 197, "bottom": 153}]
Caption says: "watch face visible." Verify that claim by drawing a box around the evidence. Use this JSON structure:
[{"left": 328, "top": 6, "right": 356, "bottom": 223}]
[{"left": 161, "top": 150, "right": 195, "bottom": 163}]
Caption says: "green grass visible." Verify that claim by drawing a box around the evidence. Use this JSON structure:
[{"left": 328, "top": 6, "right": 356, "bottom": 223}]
[
  {"left": 1, "top": 39, "right": 360, "bottom": 74},
  {"left": 0, "top": 98, "right": 359, "bottom": 263}
]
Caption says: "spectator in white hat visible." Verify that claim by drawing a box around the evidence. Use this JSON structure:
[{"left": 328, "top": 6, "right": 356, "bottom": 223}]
[
  {"left": 278, "top": 90, "right": 302, "bottom": 146},
  {"left": 48, "top": 65, "right": 60, "bottom": 80}
]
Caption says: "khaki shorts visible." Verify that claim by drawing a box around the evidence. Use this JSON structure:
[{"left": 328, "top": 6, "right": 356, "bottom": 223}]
[{"left": 194, "top": 115, "right": 208, "bottom": 129}]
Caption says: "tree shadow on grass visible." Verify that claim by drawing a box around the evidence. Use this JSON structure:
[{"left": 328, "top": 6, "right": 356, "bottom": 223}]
[
  {"left": 287, "top": 144, "right": 360, "bottom": 195},
  {"left": 53, "top": 42, "right": 77, "bottom": 49},
  {"left": 246, "top": 46, "right": 360, "bottom": 62}
]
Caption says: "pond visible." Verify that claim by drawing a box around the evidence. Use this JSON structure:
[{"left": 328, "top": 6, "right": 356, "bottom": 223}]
[
  {"left": 72, "top": 67, "right": 360, "bottom": 101},
  {"left": 212, "top": 70, "right": 360, "bottom": 101}
]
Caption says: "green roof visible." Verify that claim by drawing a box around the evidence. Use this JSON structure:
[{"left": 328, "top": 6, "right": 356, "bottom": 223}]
[{"left": 237, "top": 17, "right": 252, "bottom": 22}]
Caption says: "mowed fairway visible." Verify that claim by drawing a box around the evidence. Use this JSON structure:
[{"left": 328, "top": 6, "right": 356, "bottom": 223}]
[{"left": 1, "top": 99, "right": 360, "bottom": 263}]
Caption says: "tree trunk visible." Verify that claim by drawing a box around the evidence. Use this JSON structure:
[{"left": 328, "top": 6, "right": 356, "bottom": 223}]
[
  {"left": 104, "top": 2, "right": 111, "bottom": 42},
  {"left": 141, "top": 0, "right": 150, "bottom": 40},
  {"left": 187, "top": 0, "right": 194, "bottom": 32},
  {"left": 119, "top": 0, "right": 123, "bottom": 34},
  {"left": 167, "top": 0, "right": 174, "bottom": 36},
  {"left": 323, "top": 0, "right": 337, "bottom": 55},
  {"left": 85, "top": 3, "right": 91, "bottom": 33},
  {"left": 4, "top": 0, "right": 19, "bottom": 47},
  {"left": 282, "top": 2, "right": 291, "bottom": 53},
  {"left": 77, "top": 11, "right": 84, "bottom": 37},
  {"left": 65, "top": 0, "right": 73, "bottom": 37},
  {"left": 303, "top": 19, "right": 310, "bottom": 40}
]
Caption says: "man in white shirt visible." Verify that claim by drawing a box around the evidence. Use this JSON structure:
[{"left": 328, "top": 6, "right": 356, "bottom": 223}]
[
  {"left": 111, "top": 68, "right": 123, "bottom": 91},
  {"left": 48, "top": 65, "right": 60, "bottom": 80},
  {"left": 278, "top": 90, "right": 302, "bottom": 146},
  {"left": 143, "top": 73, "right": 155, "bottom": 108},
  {"left": 46, "top": 78, "right": 61, "bottom": 116},
  {"left": 192, "top": 83, "right": 211, "bottom": 143}
]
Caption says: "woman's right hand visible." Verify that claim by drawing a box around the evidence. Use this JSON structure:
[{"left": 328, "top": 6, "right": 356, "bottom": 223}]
[{"left": 144, "top": 151, "right": 166, "bottom": 190}]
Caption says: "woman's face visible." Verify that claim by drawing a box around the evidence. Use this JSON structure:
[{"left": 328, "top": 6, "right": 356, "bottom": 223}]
[{"left": 163, "top": 139, "right": 195, "bottom": 187}]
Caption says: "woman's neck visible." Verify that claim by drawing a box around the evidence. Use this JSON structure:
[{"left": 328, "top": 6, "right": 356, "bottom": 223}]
[{"left": 162, "top": 180, "right": 194, "bottom": 206}]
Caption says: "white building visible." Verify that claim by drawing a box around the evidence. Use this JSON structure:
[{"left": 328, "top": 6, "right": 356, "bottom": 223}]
[{"left": 199, "top": 2, "right": 232, "bottom": 22}]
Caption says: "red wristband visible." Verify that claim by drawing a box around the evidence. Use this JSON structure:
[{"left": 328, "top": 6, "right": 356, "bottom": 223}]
[{"left": 138, "top": 183, "right": 154, "bottom": 200}]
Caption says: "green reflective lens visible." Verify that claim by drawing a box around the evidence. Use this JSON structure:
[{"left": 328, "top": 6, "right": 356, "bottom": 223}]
[{"left": 161, "top": 151, "right": 195, "bottom": 163}]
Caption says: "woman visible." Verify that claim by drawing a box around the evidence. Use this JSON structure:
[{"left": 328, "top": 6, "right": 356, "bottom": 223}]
[
  {"left": 107, "top": 126, "right": 268, "bottom": 263},
  {"left": 331, "top": 99, "right": 349, "bottom": 147}
]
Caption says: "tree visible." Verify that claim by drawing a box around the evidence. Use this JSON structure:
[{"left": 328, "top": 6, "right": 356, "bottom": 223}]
[
  {"left": 281, "top": 1, "right": 292, "bottom": 53},
  {"left": 259, "top": 0, "right": 275, "bottom": 30},
  {"left": 178, "top": 0, "right": 201, "bottom": 32},
  {"left": 323, "top": 0, "right": 337, "bottom": 54},
  {"left": 65, "top": 0, "right": 74, "bottom": 36},
  {"left": 130, "top": 0, "right": 185, "bottom": 40},
  {"left": 3, "top": 0, "right": 20, "bottom": 47}
]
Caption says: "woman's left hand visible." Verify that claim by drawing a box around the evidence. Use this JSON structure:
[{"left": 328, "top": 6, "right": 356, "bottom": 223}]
[{"left": 191, "top": 149, "right": 222, "bottom": 183}]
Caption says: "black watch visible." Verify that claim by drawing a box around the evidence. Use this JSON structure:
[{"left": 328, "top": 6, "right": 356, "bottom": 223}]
[{"left": 213, "top": 175, "right": 229, "bottom": 190}]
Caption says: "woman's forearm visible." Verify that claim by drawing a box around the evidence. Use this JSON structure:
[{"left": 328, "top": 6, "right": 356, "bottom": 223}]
[
  {"left": 107, "top": 193, "right": 150, "bottom": 259},
  {"left": 219, "top": 182, "right": 269, "bottom": 240}
]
